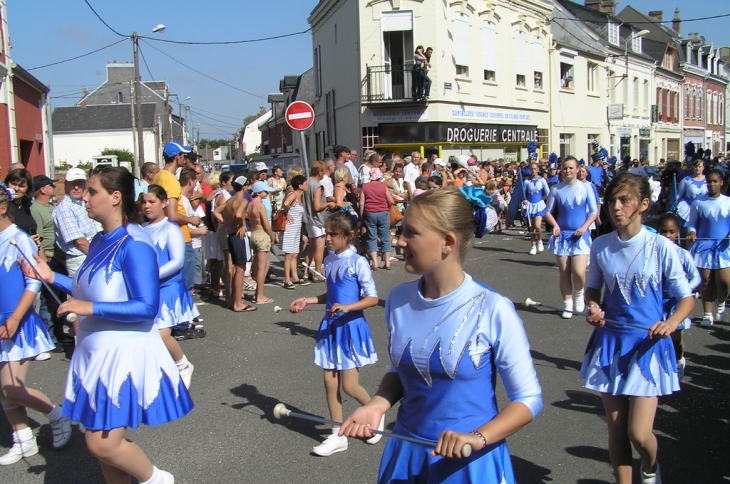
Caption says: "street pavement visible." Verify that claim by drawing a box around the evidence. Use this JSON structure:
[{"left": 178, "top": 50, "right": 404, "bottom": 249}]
[{"left": 2, "top": 235, "right": 728, "bottom": 483}]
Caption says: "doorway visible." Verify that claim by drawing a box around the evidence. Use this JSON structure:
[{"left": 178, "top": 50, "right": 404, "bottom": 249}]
[{"left": 383, "top": 30, "right": 413, "bottom": 100}]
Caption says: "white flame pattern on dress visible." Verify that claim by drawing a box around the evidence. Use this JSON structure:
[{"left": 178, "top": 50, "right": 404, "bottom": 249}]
[{"left": 605, "top": 233, "right": 661, "bottom": 305}]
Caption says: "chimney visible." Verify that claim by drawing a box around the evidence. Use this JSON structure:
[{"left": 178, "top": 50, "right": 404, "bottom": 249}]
[
  {"left": 584, "top": 0, "right": 616, "bottom": 16},
  {"left": 672, "top": 8, "right": 681, "bottom": 34},
  {"left": 648, "top": 11, "right": 663, "bottom": 23}
]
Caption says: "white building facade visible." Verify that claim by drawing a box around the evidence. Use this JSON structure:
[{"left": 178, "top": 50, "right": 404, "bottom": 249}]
[{"left": 308, "top": 0, "right": 553, "bottom": 161}]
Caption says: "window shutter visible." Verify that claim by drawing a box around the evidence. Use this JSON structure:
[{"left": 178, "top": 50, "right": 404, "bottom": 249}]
[
  {"left": 453, "top": 13, "right": 470, "bottom": 66},
  {"left": 514, "top": 31, "right": 526, "bottom": 75},
  {"left": 482, "top": 21, "right": 496, "bottom": 71}
]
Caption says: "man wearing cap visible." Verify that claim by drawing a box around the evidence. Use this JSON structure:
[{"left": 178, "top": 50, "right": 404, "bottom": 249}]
[
  {"left": 248, "top": 181, "right": 276, "bottom": 304},
  {"left": 31, "top": 175, "right": 68, "bottom": 346},
  {"left": 52, "top": 168, "right": 98, "bottom": 277},
  {"left": 154, "top": 142, "right": 202, "bottom": 249}
]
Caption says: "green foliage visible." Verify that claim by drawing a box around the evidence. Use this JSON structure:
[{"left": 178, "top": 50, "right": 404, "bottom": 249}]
[
  {"left": 199, "top": 138, "right": 234, "bottom": 149},
  {"left": 77, "top": 161, "right": 94, "bottom": 171},
  {"left": 100, "top": 148, "right": 134, "bottom": 162},
  {"left": 55, "top": 161, "right": 73, "bottom": 171},
  {"left": 242, "top": 106, "right": 267, "bottom": 126}
]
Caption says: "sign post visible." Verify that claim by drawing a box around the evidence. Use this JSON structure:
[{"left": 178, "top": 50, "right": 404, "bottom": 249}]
[{"left": 285, "top": 101, "right": 315, "bottom": 175}]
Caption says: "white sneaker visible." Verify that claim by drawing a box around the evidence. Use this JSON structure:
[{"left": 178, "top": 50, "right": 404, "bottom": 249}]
[
  {"left": 159, "top": 469, "right": 175, "bottom": 484},
  {"left": 700, "top": 315, "right": 714, "bottom": 327},
  {"left": 529, "top": 246, "right": 537, "bottom": 255},
  {"left": 537, "top": 240, "right": 544, "bottom": 253},
  {"left": 0, "top": 437, "right": 38, "bottom": 466},
  {"left": 365, "top": 415, "right": 385, "bottom": 445},
  {"left": 713, "top": 301, "right": 725, "bottom": 322},
  {"left": 312, "top": 434, "right": 348, "bottom": 456},
  {"left": 561, "top": 300, "right": 573, "bottom": 319},
  {"left": 641, "top": 462, "right": 662, "bottom": 484},
  {"left": 51, "top": 417, "right": 71, "bottom": 448},
  {"left": 35, "top": 352, "right": 51, "bottom": 361},
  {"left": 179, "top": 363, "right": 194, "bottom": 389},
  {"left": 677, "top": 357, "right": 686, "bottom": 381},
  {"left": 574, "top": 290, "right": 585, "bottom": 313}
]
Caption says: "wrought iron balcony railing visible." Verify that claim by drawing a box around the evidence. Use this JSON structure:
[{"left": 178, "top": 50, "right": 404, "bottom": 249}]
[{"left": 363, "top": 63, "right": 426, "bottom": 103}]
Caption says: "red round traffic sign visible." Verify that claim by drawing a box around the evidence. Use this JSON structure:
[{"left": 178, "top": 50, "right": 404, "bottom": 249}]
[{"left": 285, "top": 101, "right": 315, "bottom": 131}]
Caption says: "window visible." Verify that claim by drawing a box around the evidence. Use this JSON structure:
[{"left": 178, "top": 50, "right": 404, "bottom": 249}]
[
  {"left": 362, "top": 126, "right": 379, "bottom": 151},
  {"left": 720, "top": 95, "right": 725, "bottom": 125},
  {"left": 608, "top": 22, "right": 619, "bottom": 45},
  {"left": 482, "top": 21, "right": 497, "bottom": 83},
  {"left": 662, "top": 50, "right": 676, "bottom": 70},
  {"left": 456, "top": 65, "right": 470, "bottom": 77},
  {"left": 708, "top": 91, "right": 712, "bottom": 123},
  {"left": 713, "top": 91, "right": 719, "bottom": 125},
  {"left": 633, "top": 77, "right": 639, "bottom": 114},
  {"left": 656, "top": 88, "right": 662, "bottom": 119},
  {"left": 610, "top": 71, "right": 616, "bottom": 103},
  {"left": 685, "top": 89, "right": 690, "bottom": 119},
  {"left": 587, "top": 62, "right": 597, "bottom": 93},
  {"left": 560, "top": 62, "right": 574, "bottom": 90},
  {"left": 587, "top": 134, "right": 599, "bottom": 161},
  {"left": 453, "top": 12, "right": 470, "bottom": 76},
  {"left": 116, "top": 92, "right": 123, "bottom": 103},
  {"left": 514, "top": 31, "right": 526, "bottom": 86},
  {"left": 643, "top": 80, "right": 649, "bottom": 115},
  {"left": 532, "top": 36, "right": 545, "bottom": 89},
  {"left": 631, "top": 32, "right": 642, "bottom": 53},
  {"left": 559, "top": 133, "right": 574, "bottom": 159},
  {"left": 697, "top": 90, "right": 702, "bottom": 119}
]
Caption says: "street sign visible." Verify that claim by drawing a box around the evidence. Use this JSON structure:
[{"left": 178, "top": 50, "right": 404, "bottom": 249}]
[
  {"left": 285, "top": 101, "right": 315, "bottom": 131},
  {"left": 651, "top": 105, "right": 658, "bottom": 123}
]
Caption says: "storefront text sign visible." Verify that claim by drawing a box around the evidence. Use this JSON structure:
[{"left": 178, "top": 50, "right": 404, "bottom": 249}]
[
  {"left": 451, "top": 108, "right": 533, "bottom": 123},
  {"left": 371, "top": 109, "right": 428, "bottom": 123},
  {"left": 377, "top": 121, "right": 539, "bottom": 144},
  {"left": 446, "top": 125, "right": 537, "bottom": 143}
]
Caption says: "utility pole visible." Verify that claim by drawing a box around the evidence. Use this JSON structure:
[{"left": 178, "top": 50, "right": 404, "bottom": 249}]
[{"left": 132, "top": 31, "right": 145, "bottom": 176}]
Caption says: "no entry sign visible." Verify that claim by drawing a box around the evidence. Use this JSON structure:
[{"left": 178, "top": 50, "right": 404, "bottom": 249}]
[{"left": 285, "top": 101, "right": 315, "bottom": 131}]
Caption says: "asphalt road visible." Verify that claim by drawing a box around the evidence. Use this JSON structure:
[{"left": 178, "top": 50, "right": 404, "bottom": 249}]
[{"left": 2, "top": 235, "right": 728, "bottom": 483}]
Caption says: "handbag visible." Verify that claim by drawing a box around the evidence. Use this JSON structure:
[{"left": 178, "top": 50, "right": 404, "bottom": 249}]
[
  {"left": 389, "top": 205, "right": 403, "bottom": 228},
  {"left": 272, "top": 209, "right": 288, "bottom": 232}
]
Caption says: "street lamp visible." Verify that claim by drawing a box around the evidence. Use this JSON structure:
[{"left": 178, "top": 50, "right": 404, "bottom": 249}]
[
  {"left": 624, "top": 29, "right": 650, "bottom": 77},
  {"left": 132, "top": 24, "right": 165, "bottom": 176}
]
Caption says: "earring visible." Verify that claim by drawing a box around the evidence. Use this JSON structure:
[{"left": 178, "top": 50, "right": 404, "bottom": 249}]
[{"left": 443, "top": 247, "right": 451, "bottom": 255}]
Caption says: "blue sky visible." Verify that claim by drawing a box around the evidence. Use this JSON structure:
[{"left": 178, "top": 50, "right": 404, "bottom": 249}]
[{"left": 7, "top": 1, "right": 730, "bottom": 140}]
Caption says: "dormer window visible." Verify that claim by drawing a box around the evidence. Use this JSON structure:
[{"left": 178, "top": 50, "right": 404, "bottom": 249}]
[
  {"left": 608, "top": 22, "right": 619, "bottom": 45},
  {"left": 631, "top": 32, "right": 642, "bottom": 53},
  {"left": 116, "top": 92, "right": 123, "bottom": 103}
]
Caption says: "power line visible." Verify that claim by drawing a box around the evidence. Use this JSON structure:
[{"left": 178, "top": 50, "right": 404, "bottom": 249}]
[
  {"left": 26, "top": 38, "right": 127, "bottom": 71},
  {"left": 141, "top": 40, "right": 267, "bottom": 101},
  {"left": 550, "top": 12, "right": 730, "bottom": 26},
  {"left": 187, "top": 108, "right": 241, "bottom": 128},
  {"left": 83, "top": 0, "right": 126, "bottom": 37},
  {"left": 137, "top": 43, "right": 157, "bottom": 85},
  {"left": 144, "top": 28, "right": 311, "bottom": 45},
  {"left": 181, "top": 105, "right": 244, "bottom": 121}
]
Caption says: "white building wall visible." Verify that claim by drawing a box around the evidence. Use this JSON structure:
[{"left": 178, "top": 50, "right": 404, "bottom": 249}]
[
  {"left": 53, "top": 129, "right": 156, "bottom": 167},
  {"left": 243, "top": 111, "right": 271, "bottom": 156},
  {"left": 550, "top": 49, "right": 607, "bottom": 161}
]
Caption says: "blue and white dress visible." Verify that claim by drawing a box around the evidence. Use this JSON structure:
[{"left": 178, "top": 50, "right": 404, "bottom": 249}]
[
  {"left": 314, "top": 246, "right": 377, "bottom": 370},
  {"left": 523, "top": 177, "right": 549, "bottom": 218},
  {"left": 662, "top": 244, "right": 700, "bottom": 331},
  {"left": 54, "top": 224, "right": 194, "bottom": 430},
  {"left": 143, "top": 218, "right": 199, "bottom": 328},
  {"left": 580, "top": 228, "right": 691, "bottom": 396},
  {"left": 687, "top": 195, "right": 730, "bottom": 269},
  {"left": 546, "top": 181, "right": 597, "bottom": 256},
  {"left": 0, "top": 224, "right": 55, "bottom": 361},
  {"left": 676, "top": 176, "right": 707, "bottom": 222},
  {"left": 381, "top": 274, "right": 542, "bottom": 483}
]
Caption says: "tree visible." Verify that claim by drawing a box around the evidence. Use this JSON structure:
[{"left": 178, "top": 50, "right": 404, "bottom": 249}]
[
  {"left": 242, "top": 106, "right": 267, "bottom": 127},
  {"left": 199, "top": 138, "right": 234, "bottom": 149},
  {"left": 100, "top": 148, "right": 134, "bottom": 162}
]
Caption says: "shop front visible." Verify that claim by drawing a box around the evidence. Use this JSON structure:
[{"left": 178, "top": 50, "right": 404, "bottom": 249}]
[
  {"left": 374, "top": 121, "right": 543, "bottom": 161},
  {"left": 683, "top": 128, "right": 705, "bottom": 155}
]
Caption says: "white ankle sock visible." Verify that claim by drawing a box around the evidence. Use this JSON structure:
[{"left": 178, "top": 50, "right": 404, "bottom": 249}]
[
  {"left": 330, "top": 427, "right": 341, "bottom": 435},
  {"left": 141, "top": 467, "right": 163, "bottom": 484},
  {"left": 717, "top": 302, "right": 725, "bottom": 311},
  {"left": 14, "top": 427, "right": 33, "bottom": 443},
  {"left": 45, "top": 404, "right": 62, "bottom": 423},
  {"left": 563, "top": 299, "right": 573, "bottom": 310},
  {"left": 704, "top": 312, "right": 713, "bottom": 319},
  {"left": 175, "top": 355, "right": 189, "bottom": 372}
]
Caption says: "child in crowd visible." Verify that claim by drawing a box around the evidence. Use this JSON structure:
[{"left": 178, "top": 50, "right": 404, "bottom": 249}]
[
  {"left": 142, "top": 185, "right": 198, "bottom": 388},
  {"left": 340, "top": 189, "right": 542, "bottom": 483},
  {"left": 657, "top": 212, "right": 700, "bottom": 379},
  {"left": 289, "top": 212, "right": 380, "bottom": 456},
  {"left": 686, "top": 169, "right": 730, "bottom": 327},
  {"left": 413, "top": 179, "right": 429, "bottom": 197},
  {"left": 0, "top": 183, "right": 70, "bottom": 466},
  {"left": 583, "top": 173, "right": 693, "bottom": 484}
]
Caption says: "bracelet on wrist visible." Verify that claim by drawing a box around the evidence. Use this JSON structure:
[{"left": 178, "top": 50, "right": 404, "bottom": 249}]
[
  {"left": 471, "top": 430, "right": 487, "bottom": 449},
  {"left": 302, "top": 297, "right": 308, "bottom": 306}
]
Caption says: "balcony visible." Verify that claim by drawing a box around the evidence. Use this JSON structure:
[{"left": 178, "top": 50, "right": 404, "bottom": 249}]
[{"left": 362, "top": 64, "right": 427, "bottom": 105}]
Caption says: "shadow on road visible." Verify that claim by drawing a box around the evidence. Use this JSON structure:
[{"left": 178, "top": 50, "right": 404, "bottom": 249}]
[
  {"left": 471, "top": 245, "right": 516, "bottom": 254},
  {"left": 512, "top": 455, "right": 553, "bottom": 482},
  {"left": 500, "top": 258, "right": 557, "bottom": 268},
  {"left": 228, "top": 383, "right": 325, "bottom": 442},
  {"left": 552, "top": 389, "right": 604, "bottom": 416},
  {"left": 274, "top": 321, "right": 318, "bottom": 339},
  {"left": 530, "top": 350, "right": 582, "bottom": 372}
]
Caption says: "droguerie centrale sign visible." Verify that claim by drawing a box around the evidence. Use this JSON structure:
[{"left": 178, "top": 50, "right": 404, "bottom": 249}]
[
  {"left": 446, "top": 125, "right": 538, "bottom": 143},
  {"left": 377, "top": 122, "right": 539, "bottom": 145}
]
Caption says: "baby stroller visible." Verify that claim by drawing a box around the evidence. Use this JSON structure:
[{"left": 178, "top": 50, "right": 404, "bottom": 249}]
[{"left": 459, "top": 186, "right": 499, "bottom": 237}]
